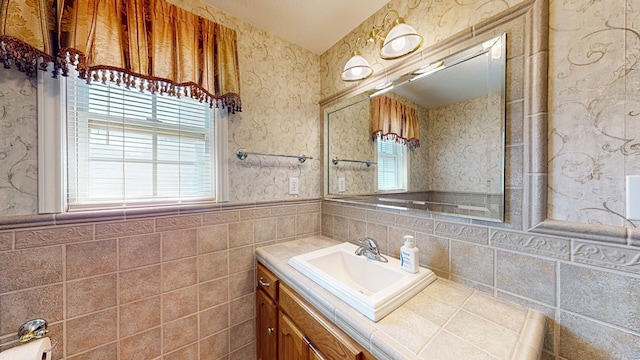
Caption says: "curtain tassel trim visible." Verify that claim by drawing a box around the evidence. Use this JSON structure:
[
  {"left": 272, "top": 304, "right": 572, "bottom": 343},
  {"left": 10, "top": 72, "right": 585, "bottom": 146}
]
[
  {"left": 58, "top": 48, "right": 242, "bottom": 113},
  {"left": 372, "top": 131, "right": 420, "bottom": 148},
  {"left": 1, "top": 36, "right": 55, "bottom": 78},
  {"left": 1, "top": 37, "right": 241, "bottom": 113}
]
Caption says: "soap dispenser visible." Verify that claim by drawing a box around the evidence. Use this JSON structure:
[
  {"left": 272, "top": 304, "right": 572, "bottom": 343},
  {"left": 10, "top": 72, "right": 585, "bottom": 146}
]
[{"left": 400, "top": 235, "right": 419, "bottom": 273}]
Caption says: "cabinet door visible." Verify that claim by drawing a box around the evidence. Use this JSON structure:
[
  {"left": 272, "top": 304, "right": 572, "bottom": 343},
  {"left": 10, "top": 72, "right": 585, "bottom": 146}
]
[
  {"left": 279, "top": 312, "right": 309, "bottom": 360},
  {"left": 257, "top": 289, "right": 278, "bottom": 360},
  {"left": 279, "top": 284, "right": 363, "bottom": 360},
  {"left": 309, "top": 344, "right": 327, "bottom": 360}
]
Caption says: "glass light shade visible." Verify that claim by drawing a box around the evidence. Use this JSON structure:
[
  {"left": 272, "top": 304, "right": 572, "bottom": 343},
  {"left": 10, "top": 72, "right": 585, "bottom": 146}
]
[
  {"left": 380, "top": 23, "right": 423, "bottom": 60},
  {"left": 341, "top": 55, "right": 373, "bottom": 81}
]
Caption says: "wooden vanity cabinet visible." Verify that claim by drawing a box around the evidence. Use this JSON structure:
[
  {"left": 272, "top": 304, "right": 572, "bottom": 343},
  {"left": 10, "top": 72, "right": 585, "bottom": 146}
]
[
  {"left": 309, "top": 344, "right": 327, "bottom": 360},
  {"left": 279, "top": 312, "right": 309, "bottom": 359},
  {"left": 256, "top": 261, "right": 373, "bottom": 360},
  {"left": 279, "top": 311, "right": 328, "bottom": 360},
  {"left": 257, "top": 263, "right": 279, "bottom": 360}
]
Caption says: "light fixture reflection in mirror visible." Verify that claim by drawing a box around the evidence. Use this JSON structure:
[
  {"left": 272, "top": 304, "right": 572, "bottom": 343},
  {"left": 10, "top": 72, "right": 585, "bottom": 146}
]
[{"left": 341, "top": 10, "right": 423, "bottom": 81}]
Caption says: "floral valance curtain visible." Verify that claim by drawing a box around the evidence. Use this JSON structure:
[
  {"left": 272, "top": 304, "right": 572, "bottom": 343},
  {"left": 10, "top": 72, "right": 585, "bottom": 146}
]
[
  {"left": 0, "top": 0, "right": 241, "bottom": 112},
  {"left": 371, "top": 95, "right": 420, "bottom": 148}
]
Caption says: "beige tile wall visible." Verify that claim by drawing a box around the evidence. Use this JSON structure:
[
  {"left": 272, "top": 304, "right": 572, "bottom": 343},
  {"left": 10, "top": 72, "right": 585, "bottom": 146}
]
[
  {"left": 322, "top": 202, "right": 640, "bottom": 359},
  {"left": 0, "top": 201, "right": 321, "bottom": 360}
]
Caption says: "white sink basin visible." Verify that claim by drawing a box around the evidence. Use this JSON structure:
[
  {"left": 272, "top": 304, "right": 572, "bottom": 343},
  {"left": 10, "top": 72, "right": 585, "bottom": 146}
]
[{"left": 288, "top": 242, "right": 437, "bottom": 321}]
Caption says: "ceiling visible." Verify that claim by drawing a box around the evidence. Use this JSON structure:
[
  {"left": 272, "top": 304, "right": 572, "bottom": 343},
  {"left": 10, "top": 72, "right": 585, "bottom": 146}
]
[{"left": 201, "top": 0, "right": 390, "bottom": 55}]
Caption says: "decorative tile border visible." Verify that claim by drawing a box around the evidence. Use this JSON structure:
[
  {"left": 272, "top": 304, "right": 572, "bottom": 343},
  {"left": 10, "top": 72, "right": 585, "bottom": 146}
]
[
  {"left": 203, "top": 210, "right": 240, "bottom": 225},
  {"left": 240, "top": 208, "right": 272, "bottom": 220},
  {"left": 490, "top": 229, "right": 570, "bottom": 259},
  {"left": 155, "top": 214, "right": 202, "bottom": 232},
  {"left": 435, "top": 221, "right": 489, "bottom": 245},
  {"left": 0, "top": 231, "right": 13, "bottom": 251},
  {"left": 572, "top": 241, "right": 640, "bottom": 275},
  {"left": 270, "top": 205, "right": 298, "bottom": 216},
  {"left": 95, "top": 219, "right": 155, "bottom": 239},
  {"left": 15, "top": 224, "right": 94, "bottom": 249},
  {"left": 366, "top": 209, "right": 397, "bottom": 225},
  {"left": 395, "top": 215, "right": 435, "bottom": 234}
]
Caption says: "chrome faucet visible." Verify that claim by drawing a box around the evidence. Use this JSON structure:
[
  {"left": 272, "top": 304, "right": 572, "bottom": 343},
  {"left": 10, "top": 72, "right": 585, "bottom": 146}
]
[{"left": 355, "top": 237, "right": 388, "bottom": 262}]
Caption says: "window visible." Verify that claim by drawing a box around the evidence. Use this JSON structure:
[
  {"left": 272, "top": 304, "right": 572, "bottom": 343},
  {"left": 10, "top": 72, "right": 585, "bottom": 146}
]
[
  {"left": 38, "top": 68, "right": 227, "bottom": 212},
  {"left": 376, "top": 139, "right": 407, "bottom": 191}
]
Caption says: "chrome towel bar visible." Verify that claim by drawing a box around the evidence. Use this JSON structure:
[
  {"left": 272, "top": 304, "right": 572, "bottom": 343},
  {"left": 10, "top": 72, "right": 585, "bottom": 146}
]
[
  {"left": 236, "top": 149, "right": 313, "bottom": 163},
  {"left": 331, "top": 157, "right": 377, "bottom": 167}
]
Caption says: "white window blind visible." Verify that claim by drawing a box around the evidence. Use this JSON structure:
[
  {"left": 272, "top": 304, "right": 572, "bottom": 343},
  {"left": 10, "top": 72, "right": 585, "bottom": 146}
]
[
  {"left": 66, "top": 75, "right": 215, "bottom": 208},
  {"left": 377, "top": 139, "right": 407, "bottom": 191}
]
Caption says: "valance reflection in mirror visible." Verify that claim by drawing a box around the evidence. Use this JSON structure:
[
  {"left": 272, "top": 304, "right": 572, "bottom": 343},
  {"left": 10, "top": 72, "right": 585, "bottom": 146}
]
[{"left": 326, "top": 33, "right": 506, "bottom": 222}]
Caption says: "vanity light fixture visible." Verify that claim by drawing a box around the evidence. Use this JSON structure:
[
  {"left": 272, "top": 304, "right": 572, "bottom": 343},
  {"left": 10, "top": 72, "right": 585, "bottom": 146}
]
[
  {"left": 342, "top": 9, "right": 423, "bottom": 82},
  {"left": 342, "top": 47, "right": 374, "bottom": 81}
]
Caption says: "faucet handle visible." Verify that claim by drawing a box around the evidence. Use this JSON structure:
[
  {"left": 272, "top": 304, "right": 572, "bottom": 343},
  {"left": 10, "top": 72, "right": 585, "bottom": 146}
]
[
  {"left": 355, "top": 237, "right": 387, "bottom": 262},
  {"left": 358, "top": 237, "right": 378, "bottom": 251}
]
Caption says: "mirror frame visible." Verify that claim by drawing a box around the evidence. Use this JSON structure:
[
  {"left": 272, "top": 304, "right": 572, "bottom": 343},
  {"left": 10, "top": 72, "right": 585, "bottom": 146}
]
[
  {"left": 324, "top": 34, "right": 507, "bottom": 222},
  {"left": 322, "top": 0, "right": 632, "bottom": 245},
  {"left": 515, "top": 0, "right": 631, "bottom": 244}
]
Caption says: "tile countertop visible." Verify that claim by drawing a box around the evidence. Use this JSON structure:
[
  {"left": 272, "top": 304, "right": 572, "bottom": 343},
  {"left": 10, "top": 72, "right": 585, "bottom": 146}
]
[{"left": 256, "top": 236, "right": 546, "bottom": 360}]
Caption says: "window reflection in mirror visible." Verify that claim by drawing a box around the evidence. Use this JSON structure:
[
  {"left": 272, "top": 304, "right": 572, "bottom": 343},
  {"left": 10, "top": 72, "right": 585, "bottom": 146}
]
[
  {"left": 326, "top": 33, "right": 506, "bottom": 222},
  {"left": 377, "top": 139, "right": 407, "bottom": 192}
]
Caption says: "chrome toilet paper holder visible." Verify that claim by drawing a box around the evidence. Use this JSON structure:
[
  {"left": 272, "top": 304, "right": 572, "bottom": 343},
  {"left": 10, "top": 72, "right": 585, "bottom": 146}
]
[{"left": 0, "top": 319, "right": 57, "bottom": 352}]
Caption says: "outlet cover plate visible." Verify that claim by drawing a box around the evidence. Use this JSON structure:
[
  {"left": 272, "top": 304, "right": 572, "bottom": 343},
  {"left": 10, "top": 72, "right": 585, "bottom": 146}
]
[
  {"left": 627, "top": 175, "right": 640, "bottom": 220},
  {"left": 289, "top": 177, "right": 299, "bottom": 195}
]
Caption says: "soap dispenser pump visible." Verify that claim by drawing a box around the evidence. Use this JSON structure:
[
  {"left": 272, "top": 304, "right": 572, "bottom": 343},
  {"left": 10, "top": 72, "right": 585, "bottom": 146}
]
[{"left": 400, "top": 235, "right": 419, "bottom": 273}]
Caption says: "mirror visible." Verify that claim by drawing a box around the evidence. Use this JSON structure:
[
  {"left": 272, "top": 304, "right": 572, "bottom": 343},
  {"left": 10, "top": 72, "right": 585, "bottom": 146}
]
[{"left": 325, "top": 34, "right": 506, "bottom": 222}]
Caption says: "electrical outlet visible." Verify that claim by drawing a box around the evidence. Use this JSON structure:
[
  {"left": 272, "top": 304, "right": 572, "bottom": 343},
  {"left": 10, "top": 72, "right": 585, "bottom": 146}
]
[
  {"left": 338, "top": 177, "right": 346, "bottom": 192},
  {"left": 289, "top": 177, "right": 299, "bottom": 195}
]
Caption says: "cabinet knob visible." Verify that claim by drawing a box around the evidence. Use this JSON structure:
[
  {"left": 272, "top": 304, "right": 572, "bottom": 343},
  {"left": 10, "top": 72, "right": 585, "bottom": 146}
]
[
  {"left": 259, "top": 277, "right": 270, "bottom": 287},
  {"left": 267, "top": 327, "right": 274, "bottom": 334}
]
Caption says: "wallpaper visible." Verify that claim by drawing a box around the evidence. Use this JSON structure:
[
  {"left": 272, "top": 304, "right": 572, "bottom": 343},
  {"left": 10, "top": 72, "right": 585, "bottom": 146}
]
[
  {"left": 426, "top": 93, "right": 503, "bottom": 194},
  {"left": 548, "top": 0, "right": 640, "bottom": 227},
  {"left": 0, "top": 70, "right": 38, "bottom": 215},
  {"left": 168, "top": 0, "right": 322, "bottom": 202}
]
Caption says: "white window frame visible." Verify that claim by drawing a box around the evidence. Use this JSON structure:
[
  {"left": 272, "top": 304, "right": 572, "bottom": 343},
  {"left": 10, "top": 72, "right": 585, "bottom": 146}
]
[
  {"left": 376, "top": 138, "right": 408, "bottom": 192},
  {"left": 37, "top": 64, "right": 228, "bottom": 213}
]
